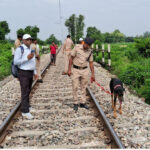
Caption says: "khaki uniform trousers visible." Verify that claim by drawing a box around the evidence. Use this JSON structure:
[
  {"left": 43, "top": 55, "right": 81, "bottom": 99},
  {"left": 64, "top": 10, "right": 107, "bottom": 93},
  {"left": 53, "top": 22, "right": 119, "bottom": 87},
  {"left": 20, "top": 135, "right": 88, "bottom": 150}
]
[
  {"left": 36, "top": 59, "right": 42, "bottom": 79},
  {"left": 64, "top": 51, "right": 71, "bottom": 73},
  {"left": 72, "top": 68, "right": 89, "bottom": 104}
]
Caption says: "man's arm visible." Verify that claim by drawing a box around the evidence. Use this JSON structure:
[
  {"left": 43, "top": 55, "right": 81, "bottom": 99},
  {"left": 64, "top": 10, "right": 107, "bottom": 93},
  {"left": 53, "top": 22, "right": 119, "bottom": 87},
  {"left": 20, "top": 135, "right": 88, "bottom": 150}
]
[
  {"left": 68, "top": 56, "right": 73, "bottom": 76},
  {"left": 62, "top": 41, "right": 66, "bottom": 53},
  {"left": 89, "top": 61, "right": 95, "bottom": 82},
  {"left": 71, "top": 40, "right": 74, "bottom": 49},
  {"left": 55, "top": 44, "right": 58, "bottom": 49}
]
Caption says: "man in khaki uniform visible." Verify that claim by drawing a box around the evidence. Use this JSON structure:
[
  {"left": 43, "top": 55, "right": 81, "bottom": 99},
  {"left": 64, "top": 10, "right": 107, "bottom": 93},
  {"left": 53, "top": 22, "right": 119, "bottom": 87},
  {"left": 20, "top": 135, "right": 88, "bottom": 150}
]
[
  {"left": 62, "top": 35, "right": 74, "bottom": 75},
  {"left": 68, "top": 37, "right": 95, "bottom": 112},
  {"left": 35, "top": 39, "right": 43, "bottom": 83},
  {"left": 79, "top": 37, "right": 84, "bottom": 45},
  {"left": 14, "top": 35, "right": 22, "bottom": 49},
  {"left": 30, "top": 39, "right": 43, "bottom": 83},
  {"left": 13, "top": 35, "right": 22, "bottom": 58}
]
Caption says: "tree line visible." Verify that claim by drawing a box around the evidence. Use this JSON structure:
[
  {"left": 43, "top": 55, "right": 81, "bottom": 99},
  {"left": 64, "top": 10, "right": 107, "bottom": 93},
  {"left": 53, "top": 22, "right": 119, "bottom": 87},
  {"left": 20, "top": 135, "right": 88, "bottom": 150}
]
[
  {"left": 64, "top": 14, "right": 150, "bottom": 58},
  {"left": 65, "top": 14, "right": 150, "bottom": 44},
  {"left": 1, "top": 14, "right": 150, "bottom": 46},
  {"left": 0, "top": 21, "right": 60, "bottom": 45}
]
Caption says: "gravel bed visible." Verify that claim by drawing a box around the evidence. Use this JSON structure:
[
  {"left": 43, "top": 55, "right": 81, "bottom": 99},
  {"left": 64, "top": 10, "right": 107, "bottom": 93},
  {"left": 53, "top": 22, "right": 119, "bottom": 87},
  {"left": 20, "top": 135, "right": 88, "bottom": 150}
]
[
  {"left": 89, "top": 62, "right": 150, "bottom": 149},
  {"left": 1, "top": 51, "right": 109, "bottom": 148},
  {"left": 0, "top": 54, "right": 50, "bottom": 123}
]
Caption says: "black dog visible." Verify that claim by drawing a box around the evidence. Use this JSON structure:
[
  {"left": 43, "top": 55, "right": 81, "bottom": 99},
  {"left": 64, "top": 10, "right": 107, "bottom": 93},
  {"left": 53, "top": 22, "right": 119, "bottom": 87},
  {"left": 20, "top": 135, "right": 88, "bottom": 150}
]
[{"left": 110, "top": 78, "right": 125, "bottom": 118}]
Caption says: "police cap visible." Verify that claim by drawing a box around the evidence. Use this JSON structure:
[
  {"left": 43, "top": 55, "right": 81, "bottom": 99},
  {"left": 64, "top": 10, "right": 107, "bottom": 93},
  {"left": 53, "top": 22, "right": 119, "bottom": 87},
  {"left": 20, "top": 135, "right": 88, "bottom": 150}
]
[{"left": 84, "top": 37, "right": 94, "bottom": 46}]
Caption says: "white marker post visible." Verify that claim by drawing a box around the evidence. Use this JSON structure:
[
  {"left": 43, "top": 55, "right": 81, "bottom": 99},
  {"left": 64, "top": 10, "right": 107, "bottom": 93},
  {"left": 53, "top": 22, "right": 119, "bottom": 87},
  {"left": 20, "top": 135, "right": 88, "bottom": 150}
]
[
  {"left": 102, "top": 44, "right": 105, "bottom": 64},
  {"left": 108, "top": 44, "right": 111, "bottom": 68},
  {"left": 96, "top": 44, "right": 99, "bottom": 56}
]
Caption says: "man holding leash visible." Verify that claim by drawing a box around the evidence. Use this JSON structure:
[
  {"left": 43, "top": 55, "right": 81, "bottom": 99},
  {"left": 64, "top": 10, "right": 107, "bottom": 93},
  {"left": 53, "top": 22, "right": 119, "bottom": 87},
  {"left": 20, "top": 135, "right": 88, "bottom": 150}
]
[{"left": 68, "top": 37, "right": 95, "bottom": 112}]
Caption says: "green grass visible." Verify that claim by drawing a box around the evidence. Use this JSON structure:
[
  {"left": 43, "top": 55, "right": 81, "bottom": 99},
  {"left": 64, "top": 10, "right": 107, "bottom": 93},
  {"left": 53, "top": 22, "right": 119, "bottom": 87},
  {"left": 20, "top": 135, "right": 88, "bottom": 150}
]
[
  {"left": 0, "top": 43, "right": 13, "bottom": 80},
  {"left": 0, "top": 43, "right": 46, "bottom": 81},
  {"left": 94, "top": 42, "right": 150, "bottom": 104}
]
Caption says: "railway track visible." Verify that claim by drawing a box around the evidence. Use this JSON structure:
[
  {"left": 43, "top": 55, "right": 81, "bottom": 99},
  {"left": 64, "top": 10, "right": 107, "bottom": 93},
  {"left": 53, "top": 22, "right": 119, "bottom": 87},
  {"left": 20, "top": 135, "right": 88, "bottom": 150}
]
[{"left": 0, "top": 49, "right": 124, "bottom": 148}]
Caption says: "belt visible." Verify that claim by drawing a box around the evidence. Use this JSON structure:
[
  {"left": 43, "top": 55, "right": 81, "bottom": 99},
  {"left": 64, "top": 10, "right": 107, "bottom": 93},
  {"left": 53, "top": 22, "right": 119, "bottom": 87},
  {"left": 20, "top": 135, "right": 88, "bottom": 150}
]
[
  {"left": 73, "top": 64, "right": 88, "bottom": 70},
  {"left": 65, "top": 49, "right": 71, "bottom": 51},
  {"left": 19, "top": 69, "right": 34, "bottom": 73}
]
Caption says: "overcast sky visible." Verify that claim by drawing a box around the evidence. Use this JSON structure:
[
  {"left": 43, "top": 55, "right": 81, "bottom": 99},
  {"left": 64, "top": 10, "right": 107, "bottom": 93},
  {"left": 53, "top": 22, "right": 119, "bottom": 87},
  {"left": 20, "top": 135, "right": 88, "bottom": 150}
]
[{"left": 0, "top": 0, "right": 150, "bottom": 41}]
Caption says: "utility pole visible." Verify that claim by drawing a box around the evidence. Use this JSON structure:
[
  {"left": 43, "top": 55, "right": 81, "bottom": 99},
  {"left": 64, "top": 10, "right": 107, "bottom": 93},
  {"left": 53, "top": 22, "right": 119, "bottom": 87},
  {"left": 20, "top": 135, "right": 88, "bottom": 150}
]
[
  {"left": 74, "top": 16, "right": 76, "bottom": 44},
  {"left": 59, "top": 0, "right": 63, "bottom": 42}
]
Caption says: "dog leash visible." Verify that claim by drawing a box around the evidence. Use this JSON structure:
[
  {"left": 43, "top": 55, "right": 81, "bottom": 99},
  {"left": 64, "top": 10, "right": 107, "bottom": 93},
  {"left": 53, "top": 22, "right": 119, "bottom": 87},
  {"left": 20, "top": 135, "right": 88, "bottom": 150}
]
[{"left": 94, "top": 80, "right": 112, "bottom": 96}]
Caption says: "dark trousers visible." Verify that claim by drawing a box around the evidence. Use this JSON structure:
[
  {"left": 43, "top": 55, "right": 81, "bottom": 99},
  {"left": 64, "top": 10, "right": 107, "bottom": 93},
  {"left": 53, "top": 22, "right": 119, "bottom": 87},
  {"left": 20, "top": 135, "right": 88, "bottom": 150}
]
[
  {"left": 51, "top": 54, "right": 56, "bottom": 64},
  {"left": 18, "top": 69, "right": 33, "bottom": 113}
]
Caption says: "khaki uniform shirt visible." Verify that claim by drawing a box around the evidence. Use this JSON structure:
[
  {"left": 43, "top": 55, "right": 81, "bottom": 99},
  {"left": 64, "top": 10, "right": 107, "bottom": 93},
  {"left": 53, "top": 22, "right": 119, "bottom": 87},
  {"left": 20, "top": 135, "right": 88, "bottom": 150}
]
[
  {"left": 63, "top": 38, "right": 73, "bottom": 51},
  {"left": 14, "top": 39, "right": 21, "bottom": 49},
  {"left": 36, "top": 44, "right": 40, "bottom": 55},
  {"left": 71, "top": 44, "right": 93, "bottom": 67}
]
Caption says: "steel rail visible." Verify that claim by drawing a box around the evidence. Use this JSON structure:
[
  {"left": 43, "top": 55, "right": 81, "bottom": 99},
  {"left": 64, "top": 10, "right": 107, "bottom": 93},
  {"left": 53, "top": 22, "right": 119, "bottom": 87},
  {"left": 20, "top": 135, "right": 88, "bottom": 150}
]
[
  {"left": 87, "top": 87, "right": 125, "bottom": 149},
  {"left": 0, "top": 47, "right": 61, "bottom": 143},
  {"left": 0, "top": 47, "right": 124, "bottom": 148}
]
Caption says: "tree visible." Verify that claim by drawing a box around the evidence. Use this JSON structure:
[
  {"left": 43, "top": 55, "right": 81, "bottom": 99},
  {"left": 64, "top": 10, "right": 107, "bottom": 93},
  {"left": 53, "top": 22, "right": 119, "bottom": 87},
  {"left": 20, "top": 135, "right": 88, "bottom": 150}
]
[
  {"left": 104, "top": 32, "right": 114, "bottom": 43},
  {"left": 125, "top": 36, "right": 134, "bottom": 42},
  {"left": 143, "top": 31, "right": 150, "bottom": 38},
  {"left": 86, "top": 26, "right": 104, "bottom": 42},
  {"left": 45, "top": 34, "right": 60, "bottom": 45},
  {"left": 16, "top": 25, "right": 40, "bottom": 39},
  {"left": 16, "top": 28, "right": 24, "bottom": 36},
  {"left": 104, "top": 29, "right": 125, "bottom": 43},
  {"left": 76, "top": 15, "right": 85, "bottom": 43},
  {"left": 37, "top": 38, "right": 45, "bottom": 45},
  {"left": 65, "top": 14, "right": 85, "bottom": 43},
  {"left": 0, "top": 21, "right": 10, "bottom": 40},
  {"left": 112, "top": 29, "right": 125, "bottom": 42}
]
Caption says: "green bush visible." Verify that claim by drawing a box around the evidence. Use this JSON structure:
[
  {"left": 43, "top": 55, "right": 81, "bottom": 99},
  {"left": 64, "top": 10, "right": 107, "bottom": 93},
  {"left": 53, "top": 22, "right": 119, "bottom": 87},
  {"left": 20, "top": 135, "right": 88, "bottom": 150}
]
[
  {"left": 93, "top": 40, "right": 102, "bottom": 49},
  {"left": 119, "top": 62, "right": 148, "bottom": 89},
  {"left": 94, "top": 42, "right": 150, "bottom": 104},
  {"left": 135, "top": 38, "right": 150, "bottom": 57},
  {"left": 0, "top": 43, "right": 12, "bottom": 80},
  {"left": 139, "top": 79, "right": 150, "bottom": 104}
]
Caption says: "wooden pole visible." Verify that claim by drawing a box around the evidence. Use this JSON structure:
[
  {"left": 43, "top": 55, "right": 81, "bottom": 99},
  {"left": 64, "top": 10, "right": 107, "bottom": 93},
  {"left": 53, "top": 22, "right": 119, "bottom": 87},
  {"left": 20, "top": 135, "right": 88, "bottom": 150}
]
[{"left": 108, "top": 44, "right": 111, "bottom": 67}]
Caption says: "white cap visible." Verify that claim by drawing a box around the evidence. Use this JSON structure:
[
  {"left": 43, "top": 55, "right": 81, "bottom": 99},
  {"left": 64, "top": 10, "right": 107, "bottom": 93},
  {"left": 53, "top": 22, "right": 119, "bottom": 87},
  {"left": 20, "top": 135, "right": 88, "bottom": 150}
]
[
  {"left": 23, "top": 34, "right": 32, "bottom": 40},
  {"left": 79, "top": 38, "right": 83, "bottom": 41}
]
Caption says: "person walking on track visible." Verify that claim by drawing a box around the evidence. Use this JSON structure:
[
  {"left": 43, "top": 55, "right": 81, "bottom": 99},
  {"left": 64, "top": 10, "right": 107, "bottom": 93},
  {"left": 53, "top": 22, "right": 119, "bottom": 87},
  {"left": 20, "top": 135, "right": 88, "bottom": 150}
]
[
  {"left": 14, "top": 34, "right": 38, "bottom": 119},
  {"left": 68, "top": 37, "right": 95, "bottom": 112},
  {"left": 14, "top": 34, "right": 22, "bottom": 49},
  {"left": 62, "top": 35, "right": 74, "bottom": 75},
  {"left": 31, "top": 39, "right": 43, "bottom": 83},
  {"left": 79, "top": 37, "right": 84, "bottom": 45},
  {"left": 12, "top": 35, "right": 22, "bottom": 58},
  {"left": 50, "top": 42, "right": 58, "bottom": 66}
]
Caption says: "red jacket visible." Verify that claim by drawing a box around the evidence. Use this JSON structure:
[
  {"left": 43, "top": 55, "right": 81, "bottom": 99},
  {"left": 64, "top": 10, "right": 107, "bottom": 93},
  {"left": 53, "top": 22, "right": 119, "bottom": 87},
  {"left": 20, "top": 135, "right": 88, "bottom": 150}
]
[{"left": 50, "top": 44, "right": 57, "bottom": 54}]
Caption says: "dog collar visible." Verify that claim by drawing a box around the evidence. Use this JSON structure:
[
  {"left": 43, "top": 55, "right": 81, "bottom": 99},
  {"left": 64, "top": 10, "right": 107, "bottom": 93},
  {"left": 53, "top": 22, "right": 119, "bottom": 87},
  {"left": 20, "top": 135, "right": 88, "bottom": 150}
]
[{"left": 114, "top": 84, "right": 121, "bottom": 89}]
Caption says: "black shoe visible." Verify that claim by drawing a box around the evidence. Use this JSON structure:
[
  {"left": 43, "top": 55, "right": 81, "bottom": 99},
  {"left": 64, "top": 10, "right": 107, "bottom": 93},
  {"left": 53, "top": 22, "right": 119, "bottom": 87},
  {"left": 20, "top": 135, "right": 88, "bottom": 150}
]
[
  {"left": 37, "top": 79, "right": 43, "bottom": 83},
  {"left": 73, "top": 104, "right": 78, "bottom": 112},
  {"left": 80, "top": 103, "right": 89, "bottom": 109}
]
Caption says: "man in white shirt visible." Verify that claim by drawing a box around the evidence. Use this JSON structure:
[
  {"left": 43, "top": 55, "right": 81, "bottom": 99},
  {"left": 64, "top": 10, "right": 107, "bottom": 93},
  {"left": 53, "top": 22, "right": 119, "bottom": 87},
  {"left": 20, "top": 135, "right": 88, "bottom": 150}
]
[{"left": 14, "top": 34, "right": 38, "bottom": 119}]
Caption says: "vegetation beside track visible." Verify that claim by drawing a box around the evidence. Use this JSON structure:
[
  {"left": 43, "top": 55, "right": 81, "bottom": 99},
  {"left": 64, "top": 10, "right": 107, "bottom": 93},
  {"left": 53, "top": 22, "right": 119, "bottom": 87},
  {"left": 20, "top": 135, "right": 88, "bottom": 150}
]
[{"left": 94, "top": 40, "right": 150, "bottom": 104}]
